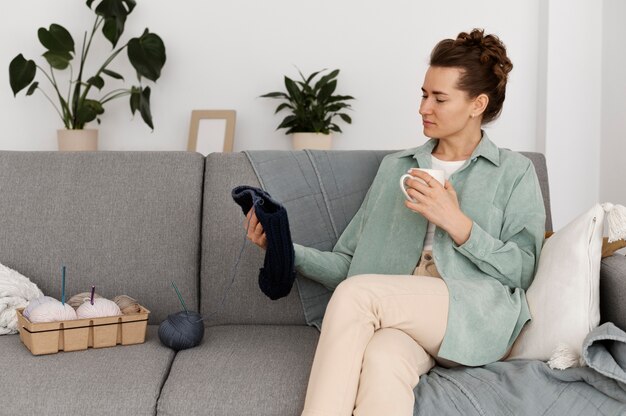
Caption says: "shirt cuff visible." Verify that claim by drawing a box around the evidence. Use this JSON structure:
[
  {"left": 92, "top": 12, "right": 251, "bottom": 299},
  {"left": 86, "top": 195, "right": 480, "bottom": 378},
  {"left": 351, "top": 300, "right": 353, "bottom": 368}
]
[
  {"left": 453, "top": 221, "right": 494, "bottom": 262},
  {"left": 294, "top": 243, "right": 306, "bottom": 269}
]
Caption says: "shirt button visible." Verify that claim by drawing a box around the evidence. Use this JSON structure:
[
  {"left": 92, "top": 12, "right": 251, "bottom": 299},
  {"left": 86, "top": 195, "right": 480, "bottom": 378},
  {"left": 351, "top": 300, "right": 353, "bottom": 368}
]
[
  {"left": 468, "top": 242, "right": 474, "bottom": 249},
  {"left": 479, "top": 250, "right": 485, "bottom": 257}
]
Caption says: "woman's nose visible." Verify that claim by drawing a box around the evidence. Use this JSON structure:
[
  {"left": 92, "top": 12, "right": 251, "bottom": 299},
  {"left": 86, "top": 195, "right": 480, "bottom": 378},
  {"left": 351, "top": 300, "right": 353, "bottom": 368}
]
[{"left": 419, "top": 100, "right": 431, "bottom": 115}]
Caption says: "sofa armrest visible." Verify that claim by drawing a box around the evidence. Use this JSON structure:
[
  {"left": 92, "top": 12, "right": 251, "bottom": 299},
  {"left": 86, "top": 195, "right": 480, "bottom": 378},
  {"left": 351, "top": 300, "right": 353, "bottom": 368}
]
[{"left": 600, "top": 253, "right": 626, "bottom": 331}]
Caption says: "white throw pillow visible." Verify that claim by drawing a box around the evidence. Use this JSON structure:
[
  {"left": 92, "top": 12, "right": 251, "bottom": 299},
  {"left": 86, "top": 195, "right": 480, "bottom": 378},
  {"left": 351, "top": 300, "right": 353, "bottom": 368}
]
[{"left": 508, "top": 204, "right": 606, "bottom": 364}]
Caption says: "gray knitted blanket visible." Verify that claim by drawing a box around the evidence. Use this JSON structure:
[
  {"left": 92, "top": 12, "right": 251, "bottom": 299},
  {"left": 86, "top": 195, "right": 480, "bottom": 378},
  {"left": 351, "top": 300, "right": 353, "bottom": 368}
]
[{"left": 414, "top": 323, "right": 626, "bottom": 415}]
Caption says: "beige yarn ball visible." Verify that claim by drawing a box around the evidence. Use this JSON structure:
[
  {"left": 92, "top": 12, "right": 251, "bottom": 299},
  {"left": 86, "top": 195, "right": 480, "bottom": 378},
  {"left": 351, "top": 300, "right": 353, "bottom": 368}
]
[
  {"left": 113, "top": 295, "right": 141, "bottom": 314},
  {"left": 29, "top": 300, "right": 77, "bottom": 323},
  {"left": 76, "top": 298, "right": 121, "bottom": 319},
  {"left": 68, "top": 292, "right": 102, "bottom": 309}
]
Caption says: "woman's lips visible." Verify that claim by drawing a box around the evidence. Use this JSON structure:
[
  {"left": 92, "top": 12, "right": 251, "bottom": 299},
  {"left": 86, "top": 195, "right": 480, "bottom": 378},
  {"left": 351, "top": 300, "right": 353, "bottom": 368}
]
[{"left": 423, "top": 120, "right": 435, "bottom": 126}]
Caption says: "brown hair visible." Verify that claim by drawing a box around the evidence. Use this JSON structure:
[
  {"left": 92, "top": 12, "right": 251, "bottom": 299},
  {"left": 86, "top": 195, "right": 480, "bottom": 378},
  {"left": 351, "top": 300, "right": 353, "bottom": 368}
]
[{"left": 429, "top": 29, "right": 513, "bottom": 124}]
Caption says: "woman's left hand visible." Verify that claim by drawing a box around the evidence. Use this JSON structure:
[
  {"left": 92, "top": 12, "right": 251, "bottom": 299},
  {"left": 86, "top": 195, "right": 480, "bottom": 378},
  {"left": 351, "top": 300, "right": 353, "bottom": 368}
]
[{"left": 403, "top": 169, "right": 473, "bottom": 245}]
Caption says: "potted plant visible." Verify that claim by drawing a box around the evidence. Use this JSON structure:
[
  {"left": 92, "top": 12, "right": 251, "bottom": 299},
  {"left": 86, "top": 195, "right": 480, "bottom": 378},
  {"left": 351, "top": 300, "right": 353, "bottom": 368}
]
[
  {"left": 261, "top": 68, "right": 354, "bottom": 150},
  {"left": 8, "top": 0, "right": 166, "bottom": 151}
]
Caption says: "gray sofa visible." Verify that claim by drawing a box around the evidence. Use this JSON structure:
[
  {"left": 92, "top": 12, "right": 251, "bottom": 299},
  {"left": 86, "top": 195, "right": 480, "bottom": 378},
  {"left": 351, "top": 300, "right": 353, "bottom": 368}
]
[{"left": 0, "top": 150, "right": 624, "bottom": 416}]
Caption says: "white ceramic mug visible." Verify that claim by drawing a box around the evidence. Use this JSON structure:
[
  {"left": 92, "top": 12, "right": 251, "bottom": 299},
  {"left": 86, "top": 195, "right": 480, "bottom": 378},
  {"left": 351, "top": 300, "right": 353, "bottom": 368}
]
[{"left": 400, "top": 169, "right": 445, "bottom": 202}]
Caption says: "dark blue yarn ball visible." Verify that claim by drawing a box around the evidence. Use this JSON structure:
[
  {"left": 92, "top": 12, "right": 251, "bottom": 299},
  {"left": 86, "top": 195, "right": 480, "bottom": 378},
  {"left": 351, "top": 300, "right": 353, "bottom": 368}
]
[{"left": 158, "top": 311, "right": 204, "bottom": 351}]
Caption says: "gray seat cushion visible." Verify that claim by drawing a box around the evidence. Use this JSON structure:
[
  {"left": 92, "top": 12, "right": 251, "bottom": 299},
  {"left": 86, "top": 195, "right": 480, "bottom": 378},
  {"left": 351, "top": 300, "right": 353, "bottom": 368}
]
[
  {"left": 0, "top": 151, "right": 205, "bottom": 324},
  {"left": 0, "top": 326, "right": 174, "bottom": 416},
  {"left": 157, "top": 325, "right": 319, "bottom": 416}
]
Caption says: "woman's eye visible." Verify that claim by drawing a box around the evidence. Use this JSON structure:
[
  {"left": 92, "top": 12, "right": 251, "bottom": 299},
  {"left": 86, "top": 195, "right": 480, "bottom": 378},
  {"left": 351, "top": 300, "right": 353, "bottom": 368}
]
[
  {"left": 436, "top": 99, "right": 446, "bottom": 103},
  {"left": 421, "top": 95, "right": 428, "bottom": 99}
]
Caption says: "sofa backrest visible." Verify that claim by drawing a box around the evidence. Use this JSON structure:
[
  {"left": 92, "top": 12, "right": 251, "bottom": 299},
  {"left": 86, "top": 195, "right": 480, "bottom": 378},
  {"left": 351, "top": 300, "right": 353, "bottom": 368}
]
[
  {"left": 0, "top": 151, "right": 204, "bottom": 324},
  {"left": 201, "top": 150, "right": 552, "bottom": 326}
]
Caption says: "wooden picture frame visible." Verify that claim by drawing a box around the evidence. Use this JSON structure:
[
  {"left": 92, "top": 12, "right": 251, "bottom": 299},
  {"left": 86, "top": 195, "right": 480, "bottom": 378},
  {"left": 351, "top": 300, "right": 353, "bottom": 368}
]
[{"left": 187, "top": 110, "right": 236, "bottom": 154}]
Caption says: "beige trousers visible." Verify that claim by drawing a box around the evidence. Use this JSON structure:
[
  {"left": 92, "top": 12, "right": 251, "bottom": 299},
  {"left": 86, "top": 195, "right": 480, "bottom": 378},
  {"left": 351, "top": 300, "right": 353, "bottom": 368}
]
[{"left": 301, "top": 251, "right": 452, "bottom": 416}]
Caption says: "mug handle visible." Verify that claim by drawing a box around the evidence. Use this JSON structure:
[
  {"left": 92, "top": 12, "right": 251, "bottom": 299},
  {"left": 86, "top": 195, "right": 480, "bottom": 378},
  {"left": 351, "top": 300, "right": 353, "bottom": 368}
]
[{"left": 400, "top": 174, "right": 416, "bottom": 202}]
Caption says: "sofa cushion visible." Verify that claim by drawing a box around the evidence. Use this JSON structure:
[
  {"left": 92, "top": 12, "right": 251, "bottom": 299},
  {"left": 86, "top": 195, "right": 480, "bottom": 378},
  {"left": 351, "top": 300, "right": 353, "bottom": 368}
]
[
  {"left": 0, "top": 326, "right": 174, "bottom": 415},
  {"left": 201, "top": 153, "right": 306, "bottom": 325},
  {"left": 0, "top": 151, "right": 204, "bottom": 324},
  {"left": 157, "top": 325, "right": 318, "bottom": 416}
]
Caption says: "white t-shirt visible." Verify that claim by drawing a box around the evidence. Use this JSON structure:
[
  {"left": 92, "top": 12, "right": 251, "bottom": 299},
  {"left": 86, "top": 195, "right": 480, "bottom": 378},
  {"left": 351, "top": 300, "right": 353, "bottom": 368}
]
[{"left": 422, "top": 155, "right": 467, "bottom": 251}]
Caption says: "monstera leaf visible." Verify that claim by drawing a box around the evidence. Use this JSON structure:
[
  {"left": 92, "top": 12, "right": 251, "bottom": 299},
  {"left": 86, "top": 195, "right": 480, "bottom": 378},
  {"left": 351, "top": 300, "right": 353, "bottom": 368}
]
[{"left": 9, "top": 0, "right": 165, "bottom": 130}]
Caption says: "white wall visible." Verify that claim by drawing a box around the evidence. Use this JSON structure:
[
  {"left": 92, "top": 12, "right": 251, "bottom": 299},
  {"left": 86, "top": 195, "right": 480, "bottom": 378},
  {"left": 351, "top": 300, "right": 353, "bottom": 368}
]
[
  {"left": 2, "top": 0, "right": 618, "bottom": 230},
  {"left": 543, "top": 0, "right": 603, "bottom": 230},
  {"left": 0, "top": 0, "right": 539, "bottom": 153},
  {"left": 601, "top": 0, "right": 626, "bottom": 207}
]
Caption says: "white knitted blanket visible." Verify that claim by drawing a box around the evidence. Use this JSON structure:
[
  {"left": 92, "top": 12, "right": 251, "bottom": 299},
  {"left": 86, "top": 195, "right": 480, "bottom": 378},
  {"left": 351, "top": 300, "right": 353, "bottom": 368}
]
[{"left": 0, "top": 263, "right": 43, "bottom": 335}]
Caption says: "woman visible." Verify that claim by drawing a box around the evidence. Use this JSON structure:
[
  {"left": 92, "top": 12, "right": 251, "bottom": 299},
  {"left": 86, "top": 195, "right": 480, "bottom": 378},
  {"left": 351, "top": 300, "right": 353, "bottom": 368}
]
[{"left": 246, "top": 29, "right": 546, "bottom": 416}]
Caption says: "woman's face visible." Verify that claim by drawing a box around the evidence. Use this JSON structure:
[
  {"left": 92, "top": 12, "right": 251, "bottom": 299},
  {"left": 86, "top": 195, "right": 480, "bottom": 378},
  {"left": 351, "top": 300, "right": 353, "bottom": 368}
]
[{"left": 419, "top": 66, "right": 480, "bottom": 141}]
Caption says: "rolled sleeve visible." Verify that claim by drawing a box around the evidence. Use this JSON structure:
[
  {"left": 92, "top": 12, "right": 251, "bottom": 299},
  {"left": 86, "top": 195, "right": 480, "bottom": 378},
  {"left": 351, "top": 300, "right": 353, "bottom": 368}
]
[
  {"left": 455, "top": 221, "right": 493, "bottom": 261},
  {"left": 452, "top": 161, "right": 545, "bottom": 290}
]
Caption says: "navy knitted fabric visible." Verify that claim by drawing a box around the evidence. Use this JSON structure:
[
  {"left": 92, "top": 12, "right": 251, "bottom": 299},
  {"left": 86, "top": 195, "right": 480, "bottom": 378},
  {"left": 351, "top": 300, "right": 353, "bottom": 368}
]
[{"left": 231, "top": 185, "right": 296, "bottom": 300}]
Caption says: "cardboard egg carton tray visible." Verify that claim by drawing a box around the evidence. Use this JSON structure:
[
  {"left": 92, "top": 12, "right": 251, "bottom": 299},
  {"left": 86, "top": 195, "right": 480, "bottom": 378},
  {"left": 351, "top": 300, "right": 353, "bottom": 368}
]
[{"left": 16, "top": 305, "right": 150, "bottom": 355}]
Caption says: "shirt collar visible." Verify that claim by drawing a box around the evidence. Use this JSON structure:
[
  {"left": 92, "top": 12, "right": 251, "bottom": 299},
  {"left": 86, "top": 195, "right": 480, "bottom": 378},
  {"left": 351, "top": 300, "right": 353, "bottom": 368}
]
[{"left": 395, "top": 131, "right": 500, "bottom": 167}]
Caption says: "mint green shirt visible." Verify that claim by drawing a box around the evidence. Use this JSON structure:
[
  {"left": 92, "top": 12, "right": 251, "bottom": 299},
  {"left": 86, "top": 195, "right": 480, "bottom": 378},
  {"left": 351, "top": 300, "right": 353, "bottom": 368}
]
[{"left": 293, "top": 133, "right": 546, "bottom": 366}]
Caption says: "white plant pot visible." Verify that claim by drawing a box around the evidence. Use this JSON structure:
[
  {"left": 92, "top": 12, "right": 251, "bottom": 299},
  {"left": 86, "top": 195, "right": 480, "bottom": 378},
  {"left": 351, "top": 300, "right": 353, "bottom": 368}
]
[
  {"left": 292, "top": 133, "right": 332, "bottom": 151},
  {"left": 57, "top": 129, "right": 98, "bottom": 151}
]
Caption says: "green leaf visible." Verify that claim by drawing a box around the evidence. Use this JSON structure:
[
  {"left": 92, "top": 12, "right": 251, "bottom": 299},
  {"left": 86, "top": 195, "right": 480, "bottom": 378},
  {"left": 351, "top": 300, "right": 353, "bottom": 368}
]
[
  {"left": 129, "top": 85, "right": 153, "bottom": 129},
  {"left": 38, "top": 24, "right": 75, "bottom": 54},
  {"left": 318, "top": 80, "right": 337, "bottom": 103},
  {"left": 102, "top": 68, "right": 124, "bottom": 80},
  {"left": 274, "top": 102, "right": 292, "bottom": 114},
  {"left": 338, "top": 113, "right": 352, "bottom": 124},
  {"left": 330, "top": 124, "right": 342, "bottom": 133},
  {"left": 130, "top": 86, "right": 140, "bottom": 114},
  {"left": 328, "top": 94, "right": 354, "bottom": 103},
  {"left": 75, "top": 99, "right": 104, "bottom": 126},
  {"left": 9, "top": 54, "right": 37, "bottom": 96},
  {"left": 138, "top": 86, "right": 153, "bottom": 129},
  {"left": 259, "top": 91, "right": 287, "bottom": 99},
  {"left": 87, "top": 75, "right": 105, "bottom": 90},
  {"left": 277, "top": 115, "right": 297, "bottom": 130},
  {"left": 43, "top": 51, "right": 72, "bottom": 70},
  {"left": 86, "top": 0, "right": 96, "bottom": 8},
  {"left": 284, "top": 76, "right": 301, "bottom": 103},
  {"left": 306, "top": 69, "right": 324, "bottom": 84},
  {"left": 95, "top": 0, "right": 137, "bottom": 47},
  {"left": 26, "top": 81, "right": 39, "bottom": 96},
  {"left": 127, "top": 29, "right": 166, "bottom": 82},
  {"left": 315, "top": 69, "right": 339, "bottom": 90}
]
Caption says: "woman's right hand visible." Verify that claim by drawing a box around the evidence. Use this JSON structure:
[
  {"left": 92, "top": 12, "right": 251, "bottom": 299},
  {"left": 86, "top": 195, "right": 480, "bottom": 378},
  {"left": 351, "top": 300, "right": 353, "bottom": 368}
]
[{"left": 245, "top": 208, "right": 267, "bottom": 250}]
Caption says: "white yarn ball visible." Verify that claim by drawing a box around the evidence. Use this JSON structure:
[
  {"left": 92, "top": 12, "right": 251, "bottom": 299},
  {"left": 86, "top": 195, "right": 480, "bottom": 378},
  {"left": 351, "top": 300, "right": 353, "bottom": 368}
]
[
  {"left": 23, "top": 296, "right": 57, "bottom": 319},
  {"left": 76, "top": 298, "right": 121, "bottom": 319},
  {"left": 29, "top": 300, "right": 77, "bottom": 323}
]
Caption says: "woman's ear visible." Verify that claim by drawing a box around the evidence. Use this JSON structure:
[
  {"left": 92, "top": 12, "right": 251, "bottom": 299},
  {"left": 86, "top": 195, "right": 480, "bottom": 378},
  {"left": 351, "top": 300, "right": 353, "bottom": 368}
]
[{"left": 472, "top": 94, "right": 489, "bottom": 118}]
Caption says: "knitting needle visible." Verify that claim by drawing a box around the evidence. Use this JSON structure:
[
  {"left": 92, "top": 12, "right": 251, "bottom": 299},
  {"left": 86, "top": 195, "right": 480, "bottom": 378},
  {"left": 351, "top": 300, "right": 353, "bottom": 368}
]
[{"left": 171, "top": 281, "right": 189, "bottom": 314}]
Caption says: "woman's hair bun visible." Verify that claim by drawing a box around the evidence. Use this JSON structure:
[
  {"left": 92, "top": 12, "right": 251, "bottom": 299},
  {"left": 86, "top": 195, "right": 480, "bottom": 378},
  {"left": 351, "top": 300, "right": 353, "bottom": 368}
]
[{"left": 455, "top": 29, "right": 513, "bottom": 76}]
